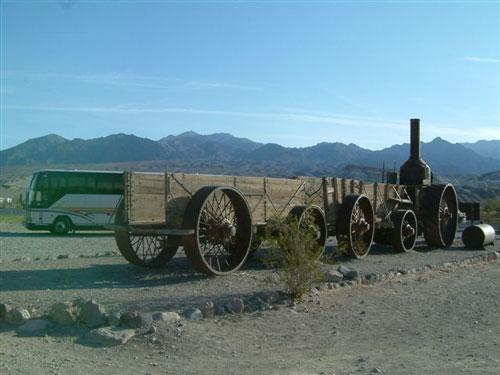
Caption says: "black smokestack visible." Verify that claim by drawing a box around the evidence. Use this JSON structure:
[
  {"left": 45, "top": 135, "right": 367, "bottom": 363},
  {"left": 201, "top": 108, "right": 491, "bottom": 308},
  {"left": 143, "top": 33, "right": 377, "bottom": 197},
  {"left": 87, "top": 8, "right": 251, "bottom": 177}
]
[
  {"left": 410, "top": 118, "right": 420, "bottom": 160},
  {"left": 399, "top": 118, "right": 432, "bottom": 186}
]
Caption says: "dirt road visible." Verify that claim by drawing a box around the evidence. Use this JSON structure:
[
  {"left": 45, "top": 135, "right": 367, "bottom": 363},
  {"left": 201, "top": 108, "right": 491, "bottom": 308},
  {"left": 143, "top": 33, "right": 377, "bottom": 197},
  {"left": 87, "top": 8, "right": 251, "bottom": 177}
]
[
  {"left": 1, "top": 222, "right": 499, "bottom": 374},
  {"left": 1, "top": 261, "right": 499, "bottom": 374}
]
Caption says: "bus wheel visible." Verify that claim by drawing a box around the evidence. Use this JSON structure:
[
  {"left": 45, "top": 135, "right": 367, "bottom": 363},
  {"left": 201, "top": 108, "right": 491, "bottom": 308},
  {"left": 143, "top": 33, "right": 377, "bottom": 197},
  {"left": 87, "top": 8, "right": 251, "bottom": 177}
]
[
  {"left": 51, "top": 217, "right": 71, "bottom": 235},
  {"left": 114, "top": 231, "right": 180, "bottom": 268}
]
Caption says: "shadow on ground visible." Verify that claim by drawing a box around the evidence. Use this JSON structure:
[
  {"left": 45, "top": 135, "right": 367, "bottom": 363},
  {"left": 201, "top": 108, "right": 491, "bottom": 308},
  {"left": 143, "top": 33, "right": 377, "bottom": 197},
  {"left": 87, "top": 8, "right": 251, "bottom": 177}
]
[{"left": 0, "top": 258, "right": 208, "bottom": 292}]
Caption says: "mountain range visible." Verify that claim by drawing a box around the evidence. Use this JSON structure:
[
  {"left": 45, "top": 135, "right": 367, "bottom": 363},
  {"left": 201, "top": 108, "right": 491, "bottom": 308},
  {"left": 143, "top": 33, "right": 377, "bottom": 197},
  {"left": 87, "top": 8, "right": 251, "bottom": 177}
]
[{"left": 1, "top": 132, "right": 500, "bottom": 178}]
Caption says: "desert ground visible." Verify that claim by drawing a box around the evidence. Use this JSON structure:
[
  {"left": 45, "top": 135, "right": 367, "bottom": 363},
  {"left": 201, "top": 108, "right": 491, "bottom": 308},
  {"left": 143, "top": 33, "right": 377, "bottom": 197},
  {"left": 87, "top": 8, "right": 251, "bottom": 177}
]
[{"left": 1, "top": 221, "right": 499, "bottom": 375}]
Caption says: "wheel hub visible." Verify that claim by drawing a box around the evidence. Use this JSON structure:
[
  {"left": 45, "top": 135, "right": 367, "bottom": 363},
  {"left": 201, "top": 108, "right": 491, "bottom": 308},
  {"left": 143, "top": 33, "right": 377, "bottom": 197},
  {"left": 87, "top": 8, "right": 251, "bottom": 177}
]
[
  {"left": 352, "top": 217, "right": 370, "bottom": 234},
  {"left": 402, "top": 223, "right": 416, "bottom": 238},
  {"left": 207, "top": 220, "right": 236, "bottom": 244}
]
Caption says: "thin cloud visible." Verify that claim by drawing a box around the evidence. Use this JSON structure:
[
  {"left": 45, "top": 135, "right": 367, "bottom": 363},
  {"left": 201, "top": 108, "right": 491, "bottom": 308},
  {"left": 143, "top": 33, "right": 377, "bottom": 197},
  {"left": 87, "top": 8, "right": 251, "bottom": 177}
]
[
  {"left": 465, "top": 56, "right": 500, "bottom": 63},
  {"left": 2, "top": 71, "right": 262, "bottom": 91}
]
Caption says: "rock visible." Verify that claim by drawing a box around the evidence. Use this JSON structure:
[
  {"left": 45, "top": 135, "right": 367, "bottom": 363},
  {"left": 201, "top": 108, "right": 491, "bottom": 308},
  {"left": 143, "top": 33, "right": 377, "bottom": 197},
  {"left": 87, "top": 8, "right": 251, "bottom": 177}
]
[
  {"left": 370, "top": 368, "right": 382, "bottom": 374},
  {"left": 324, "top": 269, "right": 344, "bottom": 283},
  {"left": 364, "top": 273, "right": 379, "bottom": 284},
  {"left": 309, "top": 287, "right": 320, "bottom": 296},
  {"left": 214, "top": 302, "right": 227, "bottom": 316},
  {"left": 86, "top": 327, "right": 136, "bottom": 346},
  {"left": 56, "top": 254, "right": 69, "bottom": 259},
  {"left": 79, "top": 300, "right": 106, "bottom": 328},
  {"left": 225, "top": 298, "right": 244, "bottom": 314},
  {"left": 152, "top": 311, "right": 181, "bottom": 323},
  {"left": 6, "top": 307, "right": 30, "bottom": 325},
  {"left": 200, "top": 301, "right": 215, "bottom": 319},
  {"left": 246, "top": 296, "right": 271, "bottom": 312},
  {"left": 337, "top": 265, "right": 359, "bottom": 280},
  {"left": 255, "top": 291, "right": 278, "bottom": 304},
  {"left": 487, "top": 252, "right": 498, "bottom": 261},
  {"left": 120, "top": 311, "right": 152, "bottom": 329},
  {"left": 49, "top": 302, "right": 79, "bottom": 326},
  {"left": 17, "top": 319, "right": 50, "bottom": 336},
  {"left": 183, "top": 308, "right": 203, "bottom": 321},
  {"left": 107, "top": 311, "right": 121, "bottom": 326},
  {"left": 0, "top": 303, "right": 11, "bottom": 321}
]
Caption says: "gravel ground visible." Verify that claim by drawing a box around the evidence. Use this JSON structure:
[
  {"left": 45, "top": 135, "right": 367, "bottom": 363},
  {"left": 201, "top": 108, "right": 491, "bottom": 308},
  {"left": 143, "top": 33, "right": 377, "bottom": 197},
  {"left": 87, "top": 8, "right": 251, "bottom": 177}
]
[
  {"left": 1, "top": 222, "right": 499, "bottom": 315},
  {"left": 1, "top": 261, "right": 499, "bottom": 374}
]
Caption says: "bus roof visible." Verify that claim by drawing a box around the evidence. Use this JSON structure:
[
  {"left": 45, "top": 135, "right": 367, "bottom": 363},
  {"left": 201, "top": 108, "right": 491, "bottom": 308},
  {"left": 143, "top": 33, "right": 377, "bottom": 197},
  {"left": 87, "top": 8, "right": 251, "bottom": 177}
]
[{"left": 34, "top": 169, "right": 124, "bottom": 174}]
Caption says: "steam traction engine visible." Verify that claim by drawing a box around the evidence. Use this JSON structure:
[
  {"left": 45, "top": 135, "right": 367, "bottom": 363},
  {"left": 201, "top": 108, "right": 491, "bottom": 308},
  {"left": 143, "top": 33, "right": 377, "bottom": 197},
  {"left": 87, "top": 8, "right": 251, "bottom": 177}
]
[{"left": 112, "top": 119, "right": 459, "bottom": 276}]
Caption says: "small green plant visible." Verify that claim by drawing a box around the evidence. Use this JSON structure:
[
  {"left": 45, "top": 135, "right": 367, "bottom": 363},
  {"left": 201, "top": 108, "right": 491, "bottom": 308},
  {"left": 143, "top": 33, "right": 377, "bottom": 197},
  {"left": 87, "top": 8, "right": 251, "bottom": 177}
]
[
  {"left": 263, "top": 214, "right": 325, "bottom": 300},
  {"left": 0, "top": 214, "right": 23, "bottom": 224},
  {"left": 483, "top": 198, "right": 500, "bottom": 224}
]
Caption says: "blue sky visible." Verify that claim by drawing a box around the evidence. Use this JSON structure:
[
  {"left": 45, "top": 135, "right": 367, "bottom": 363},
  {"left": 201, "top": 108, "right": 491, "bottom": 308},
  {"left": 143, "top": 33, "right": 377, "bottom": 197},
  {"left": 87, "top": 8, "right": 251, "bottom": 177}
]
[{"left": 1, "top": 0, "right": 499, "bottom": 151}]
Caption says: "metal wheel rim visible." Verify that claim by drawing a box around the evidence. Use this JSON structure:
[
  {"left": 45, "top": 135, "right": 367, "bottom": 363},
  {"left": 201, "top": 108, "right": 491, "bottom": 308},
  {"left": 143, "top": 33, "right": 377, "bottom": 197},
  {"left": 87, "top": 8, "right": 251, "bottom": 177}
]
[
  {"left": 438, "top": 186, "right": 458, "bottom": 246},
  {"left": 399, "top": 210, "right": 417, "bottom": 251},
  {"left": 115, "top": 230, "right": 179, "bottom": 267},
  {"left": 348, "top": 196, "right": 374, "bottom": 258},
  {"left": 194, "top": 187, "right": 252, "bottom": 275},
  {"left": 296, "top": 206, "right": 327, "bottom": 259},
  {"left": 128, "top": 234, "right": 167, "bottom": 264}
]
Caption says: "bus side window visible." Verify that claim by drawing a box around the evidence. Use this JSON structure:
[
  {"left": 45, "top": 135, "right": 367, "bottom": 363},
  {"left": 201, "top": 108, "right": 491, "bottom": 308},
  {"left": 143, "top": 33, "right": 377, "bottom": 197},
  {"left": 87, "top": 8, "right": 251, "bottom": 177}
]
[
  {"left": 96, "top": 176, "right": 112, "bottom": 194},
  {"left": 111, "top": 174, "right": 123, "bottom": 194},
  {"left": 68, "top": 174, "right": 86, "bottom": 194},
  {"left": 87, "top": 175, "right": 97, "bottom": 193}
]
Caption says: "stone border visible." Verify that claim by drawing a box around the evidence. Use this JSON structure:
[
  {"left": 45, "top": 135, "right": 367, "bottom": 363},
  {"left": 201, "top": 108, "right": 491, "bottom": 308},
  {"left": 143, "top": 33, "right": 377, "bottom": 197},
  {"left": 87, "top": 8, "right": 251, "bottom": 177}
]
[{"left": 1, "top": 250, "right": 499, "bottom": 346}]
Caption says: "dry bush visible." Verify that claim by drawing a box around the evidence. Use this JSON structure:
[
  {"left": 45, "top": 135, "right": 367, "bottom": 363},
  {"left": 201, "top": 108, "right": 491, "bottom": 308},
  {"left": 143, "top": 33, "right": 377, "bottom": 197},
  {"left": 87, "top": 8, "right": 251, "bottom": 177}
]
[{"left": 263, "top": 215, "right": 325, "bottom": 300}]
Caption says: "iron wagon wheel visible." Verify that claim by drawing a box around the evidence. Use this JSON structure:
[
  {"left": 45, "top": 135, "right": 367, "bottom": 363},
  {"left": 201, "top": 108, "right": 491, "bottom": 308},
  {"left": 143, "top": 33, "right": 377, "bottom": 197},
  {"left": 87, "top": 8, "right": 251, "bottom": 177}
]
[
  {"left": 114, "top": 231, "right": 181, "bottom": 268},
  {"left": 249, "top": 236, "right": 263, "bottom": 253},
  {"left": 336, "top": 194, "right": 375, "bottom": 259},
  {"left": 288, "top": 205, "right": 327, "bottom": 260},
  {"left": 390, "top": 209, "right": 418, "bottom": 252},
  {"left": 422, "top": 184, "right": 458, "bottom": 248},
  {"left": 182, "top": 186, "right": 253, "bottom": 276},
  {"left": 113, "top": 201, "right": 180, "bottom": 268}
]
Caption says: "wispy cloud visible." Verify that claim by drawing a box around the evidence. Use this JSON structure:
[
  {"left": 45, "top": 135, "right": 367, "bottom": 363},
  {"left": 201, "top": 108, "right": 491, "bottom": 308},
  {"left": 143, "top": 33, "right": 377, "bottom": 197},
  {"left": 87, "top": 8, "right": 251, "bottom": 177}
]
[
  {"left": 5, "top": 104, "right": 499, "bottom": 140},
  {"left": 2, "top": 71, "right": 262, "bottom": 91},
  {"left": 465, "top": 56, "right": 500, "bottom": 63}
]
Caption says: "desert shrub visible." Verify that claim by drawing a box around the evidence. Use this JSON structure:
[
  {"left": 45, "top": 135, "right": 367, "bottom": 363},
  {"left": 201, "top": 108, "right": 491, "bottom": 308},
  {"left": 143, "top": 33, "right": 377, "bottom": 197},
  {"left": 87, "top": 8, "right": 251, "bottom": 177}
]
[
  {"left": 483, "top": 198, "right": 500, "bottom": 224},
  {"left": 263, "top": 215, "right": 325, "bottom": 300}
]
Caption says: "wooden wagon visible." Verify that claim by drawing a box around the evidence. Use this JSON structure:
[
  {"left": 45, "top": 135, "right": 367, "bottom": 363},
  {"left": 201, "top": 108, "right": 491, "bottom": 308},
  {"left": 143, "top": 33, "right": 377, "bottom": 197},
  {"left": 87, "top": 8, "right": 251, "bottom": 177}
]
[{"left": 111, "top": 170, "right": 458, "bottom": 276}]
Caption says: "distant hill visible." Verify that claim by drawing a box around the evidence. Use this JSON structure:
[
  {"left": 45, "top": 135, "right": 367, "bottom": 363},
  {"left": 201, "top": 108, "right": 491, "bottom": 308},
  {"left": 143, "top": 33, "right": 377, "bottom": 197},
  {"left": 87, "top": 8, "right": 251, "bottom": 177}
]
[
  {"left": 461, "top": 140, "right": 500, "bottom": 161},
  {"left": 1, "top": 132, "right": 500, "bottom": 177}
]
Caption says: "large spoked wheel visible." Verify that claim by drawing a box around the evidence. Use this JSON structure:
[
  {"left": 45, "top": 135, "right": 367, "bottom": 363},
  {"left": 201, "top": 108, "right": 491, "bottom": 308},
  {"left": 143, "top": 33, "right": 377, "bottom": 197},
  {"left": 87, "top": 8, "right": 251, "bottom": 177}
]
[
  {"left": 288, "top": 205, "right": 327, "bottom": 260},
  {"left": 391, "top": 209, "right": 418, "bottom": 252},
  {"left": 182, "top": 186, "right": 252, "bottom": 276},
  {"left": 422, "top": 184, "right": 458, "bottom": 248},
  {"left": 114, "top": 231, "right": 180, "bottom": 268},
  {"left": 336, "top": 194, "right": 375, "bottom": 259}
]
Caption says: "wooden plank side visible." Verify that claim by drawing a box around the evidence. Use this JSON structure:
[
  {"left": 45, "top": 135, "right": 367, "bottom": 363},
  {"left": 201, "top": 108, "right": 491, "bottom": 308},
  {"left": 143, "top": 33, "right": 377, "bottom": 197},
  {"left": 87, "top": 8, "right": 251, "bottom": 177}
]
[
  {"left": 130, "top": 173, "right": 165, "bottom": 195},
  {"left": 362, "top": 183, "right": 375, "bottom": 202},
  {"left": 128, "top": 172, "right": 166, "bottom": 224}
]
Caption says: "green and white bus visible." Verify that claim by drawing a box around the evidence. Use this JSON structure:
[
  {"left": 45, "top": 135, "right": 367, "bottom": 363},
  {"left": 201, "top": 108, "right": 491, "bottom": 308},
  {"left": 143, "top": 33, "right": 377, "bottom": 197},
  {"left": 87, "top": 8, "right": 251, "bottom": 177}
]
[{"left": 22, "top": 170, "right": 123, "bottom": 234}]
